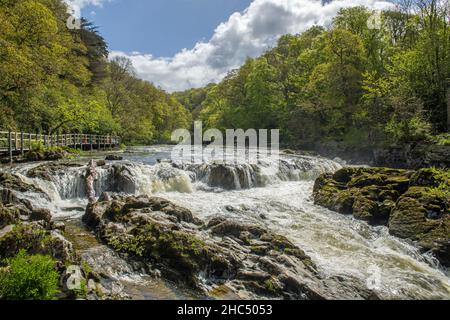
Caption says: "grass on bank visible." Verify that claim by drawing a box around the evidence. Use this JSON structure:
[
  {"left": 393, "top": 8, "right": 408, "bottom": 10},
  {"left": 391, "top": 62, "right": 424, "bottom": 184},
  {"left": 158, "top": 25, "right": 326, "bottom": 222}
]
[{"left": 0, "top": 250, "right": 60, "bottom": 300}]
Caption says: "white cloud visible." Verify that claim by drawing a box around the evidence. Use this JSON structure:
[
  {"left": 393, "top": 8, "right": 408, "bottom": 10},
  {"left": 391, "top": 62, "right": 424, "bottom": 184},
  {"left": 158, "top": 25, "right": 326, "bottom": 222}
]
[
  {"left": 64, "top": 0, "right": 110, "bottom": 18},
  {"left": 111, "top": 0, "right": 394, "bottom": 92}
]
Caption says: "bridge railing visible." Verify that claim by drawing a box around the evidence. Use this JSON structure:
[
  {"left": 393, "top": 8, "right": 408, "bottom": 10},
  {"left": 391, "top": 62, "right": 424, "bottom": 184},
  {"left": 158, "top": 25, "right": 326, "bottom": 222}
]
[{"left": 0, "top": 131, "right": 120, "bottom": 163}]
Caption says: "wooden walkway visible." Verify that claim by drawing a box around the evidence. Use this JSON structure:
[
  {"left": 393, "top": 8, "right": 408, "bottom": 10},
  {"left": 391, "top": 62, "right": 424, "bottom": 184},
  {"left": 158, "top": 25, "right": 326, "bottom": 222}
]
[{"left": 0, "top": 131, "right": 120, "bottom": 162}]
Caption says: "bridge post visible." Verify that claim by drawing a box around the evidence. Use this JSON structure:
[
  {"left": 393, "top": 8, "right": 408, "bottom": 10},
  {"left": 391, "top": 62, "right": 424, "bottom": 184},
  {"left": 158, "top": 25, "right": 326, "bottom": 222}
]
[
  {"left": 8, "top": 130, "right": 12, "bottom": 164},
  {"left": 90, "top": 135, "right": 93, "bottom": 151},
  {"left": 14, "top": 132, "right": 18, "bottom": 152},
  {"left": 29, "top": 133, "right": 32, "bottom": 151},
  {"left": 20, "top": 131, "right": 24, "bottom": 157}
]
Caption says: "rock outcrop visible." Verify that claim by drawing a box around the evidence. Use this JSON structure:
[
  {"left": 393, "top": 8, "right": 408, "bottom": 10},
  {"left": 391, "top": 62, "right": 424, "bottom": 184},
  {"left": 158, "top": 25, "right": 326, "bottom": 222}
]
[
  {"left": 83, "top": 194, "right": 378, "bottom": 300},
  {"left": 105, "top": 155, "right": 123, "bottom": 161},
  {"left": 25, "top": 147, "right": 72, "bottom": 162},
  {"left": 374, "top": 143, "right": 450, "bottom": 169},
  {"left": 314, "top": 167, "right": 450, "bottom": 266},
  {"left": 0, "top": 171, "right": 103, "bottom": 299}
]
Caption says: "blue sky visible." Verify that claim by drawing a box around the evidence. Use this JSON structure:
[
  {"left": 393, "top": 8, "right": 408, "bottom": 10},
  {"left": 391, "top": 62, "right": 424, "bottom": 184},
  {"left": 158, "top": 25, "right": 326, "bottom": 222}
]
[
  {"left": 82, "top": 0, "right": 252, "bottom": 57},
  {"left": 69, "top": 0, "right": 394, "bottom": 92}
]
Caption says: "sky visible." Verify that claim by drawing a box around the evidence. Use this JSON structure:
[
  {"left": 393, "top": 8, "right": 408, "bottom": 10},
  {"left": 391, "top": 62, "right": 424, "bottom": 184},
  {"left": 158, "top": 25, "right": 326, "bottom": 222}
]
[{"left": 66, "top": 0, "right": 394, "bottom": 92}]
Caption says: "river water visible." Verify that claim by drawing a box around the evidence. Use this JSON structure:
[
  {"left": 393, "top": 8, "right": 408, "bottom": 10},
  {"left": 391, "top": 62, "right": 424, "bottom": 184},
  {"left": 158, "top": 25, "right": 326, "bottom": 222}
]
[{"left": 4, "top": 146, "right": 450, "bottom": 300}]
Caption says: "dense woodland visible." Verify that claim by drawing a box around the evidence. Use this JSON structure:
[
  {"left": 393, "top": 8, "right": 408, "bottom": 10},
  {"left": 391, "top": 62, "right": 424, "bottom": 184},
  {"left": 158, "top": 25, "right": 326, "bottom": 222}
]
[
  {"left": 1, "top": 0, "right": 450, "bottom": 150},
  {"left": 0, "top": 0, "right": 191, "bottom": 144},
  {"left": 175, "top": 1, "right": 450, "bottom": 152}
]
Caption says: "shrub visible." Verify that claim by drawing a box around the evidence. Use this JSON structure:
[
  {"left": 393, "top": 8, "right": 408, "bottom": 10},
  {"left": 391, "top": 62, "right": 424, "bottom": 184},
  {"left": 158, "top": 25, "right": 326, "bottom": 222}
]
[
  {"left": 385, "top": 116, "right": 431, "bottom": 144},
  {"left": 0, "top": 250, "right": 60, "bottom": 300},
  {"left": 433, "top": 133, "right": 450, "bottom": 146}
]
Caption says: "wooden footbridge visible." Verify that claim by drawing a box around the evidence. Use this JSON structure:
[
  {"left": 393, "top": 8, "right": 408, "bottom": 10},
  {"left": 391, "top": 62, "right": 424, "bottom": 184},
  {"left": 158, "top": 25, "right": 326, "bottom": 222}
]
[{"left": 0, "top": 130, "right": 120, "bottom": 162}]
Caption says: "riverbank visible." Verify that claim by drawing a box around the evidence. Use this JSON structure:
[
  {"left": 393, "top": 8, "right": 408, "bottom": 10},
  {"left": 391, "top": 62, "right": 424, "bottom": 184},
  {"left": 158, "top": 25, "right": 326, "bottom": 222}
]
[
  {"left": 0, "top": 147, "right": 449, "bottom": 300},
  {"left": 284, "top": 142, "right": 450, "bottom": 169},
  {"left": 313, "top": 167, "right": 450, "bottom": 266}
]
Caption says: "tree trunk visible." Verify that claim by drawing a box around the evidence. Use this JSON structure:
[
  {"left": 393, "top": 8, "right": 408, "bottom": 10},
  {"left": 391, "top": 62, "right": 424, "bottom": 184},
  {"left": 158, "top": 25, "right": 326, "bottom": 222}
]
[{"left": 447, "top": 87, "right": 450, "bottom": 132}]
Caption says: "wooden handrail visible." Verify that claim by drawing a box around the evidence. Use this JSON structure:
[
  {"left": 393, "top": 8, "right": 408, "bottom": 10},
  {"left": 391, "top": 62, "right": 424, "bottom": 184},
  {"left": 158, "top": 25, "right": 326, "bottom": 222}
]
[{"left": 0, "top": 131, "right": 121, "bottom": 163}]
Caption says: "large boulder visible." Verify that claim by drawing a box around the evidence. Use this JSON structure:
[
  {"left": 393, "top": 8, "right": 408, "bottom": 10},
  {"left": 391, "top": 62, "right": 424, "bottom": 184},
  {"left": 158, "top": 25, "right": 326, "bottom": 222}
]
[
  {"left": 83, "top": 195, "right": 378, "bottom": 300},
  {"left": 111, "top": 164, "right": 137, "bottom": 194},
  {"left": 0, "top": 172, "right": 47, "bottom": 195},
  {"left": 0, "top": 173, "right": 50, "bottom": 214},
  {"left": 105, "top": 155, "right": 123, "bottom": 161},
  {"left": 0, "top": 223, "right": 74, "bottom": 262},
  {"left": 0, "top": 204, "right": 19, "bottom": 229},
  {"left": 313, "top": 167, "right": 450, "bottom": 266},
  {"left": 25, "top": 148, "right": 71, "bottom": 162},
  {"left": 313, "top": 167, "right": 412, "bottom": 225},
  {"left": 26, "top": 162, "right": 84, "bottom": 182},
  {"left": 389, "top": 168, "right": 450, "bottom": 265}
]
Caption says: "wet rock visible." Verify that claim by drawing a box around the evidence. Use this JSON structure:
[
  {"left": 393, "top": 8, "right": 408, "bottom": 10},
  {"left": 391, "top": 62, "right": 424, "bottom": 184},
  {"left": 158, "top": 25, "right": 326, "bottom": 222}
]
[
  {"left": 389, "top": 186, "right": 449, "bottom": 266},
  {"left": 0, "top": 223, "right": 75, "bottom": 262},
  {"left": 85, "top": 196, "right": 240, "bottom": 287},
  {"left": 26, "top": 162, "right": 84, "bottom": 182},
  {"left": 209, "top": 219, "right": 265, "bottom": 239},
  {"left": 314, "top": 167, "right": 413, "bottom": 224},
  {"left": 374, "top": 143, "right": 450, "bottom": 169},
  {"left": 111, "top": 165, "right": 136, "bottom": 194},
  {"left": 52, "top": 222, "right": 66, "bottom": 232},
  {"left": 85, "top": 160, "right": 98, "bottom": 204},
  {"left": 30, "top": 208, "right": 52, "bottom": 223},
  {"left": 96, "top": 160, "right": 106, "bottom": 167},
  {"left": 0, "top": 204, "right": 19, "bottom": 229},
  {"left": 206, "top": 164, "right": 256, "bottom": 190},
  {"left": 83, "top": 195, "right": 377, "bottom": 300},
  {"left": 0, "top": 172, "right": 47, "bottom": 196},
  {"left": 98, "top": 192, "right": 112, "bottom": 202},
  {"left": 106, "top": 155, "right": 123, "bottom": 161},
  {"left": 314, "top": 167, "right": 450, "bottom": 266},
  {"left": 207, "top": 165, "right": 240, "bottom": 190}
]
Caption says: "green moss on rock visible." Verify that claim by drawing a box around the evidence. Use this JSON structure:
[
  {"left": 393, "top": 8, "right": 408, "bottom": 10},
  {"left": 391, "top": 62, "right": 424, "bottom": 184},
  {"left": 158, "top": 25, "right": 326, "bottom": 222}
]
[{"left": 313, "top": 166, "right": 450, "bottom": 266}]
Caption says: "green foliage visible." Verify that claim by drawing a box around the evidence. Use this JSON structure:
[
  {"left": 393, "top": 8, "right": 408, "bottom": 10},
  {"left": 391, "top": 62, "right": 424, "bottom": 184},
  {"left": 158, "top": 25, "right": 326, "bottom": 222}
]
[
  {"left": 385, "top": 116, "right": 432, "bottom": 144},
  {"left": 0, "top": 250, "right": 60, "bottom": 300},
  {"left": 425, "top": 168, "right": 450, "bottom": 198},
  {"left": 433, "top": 134, "right": 450, "bottom": 146},
  {"left": 0, "top": 0, "right": 191, "bottom": 144},
  {"left": 183, "top": 3, "right": 449, "bottom": 151}
]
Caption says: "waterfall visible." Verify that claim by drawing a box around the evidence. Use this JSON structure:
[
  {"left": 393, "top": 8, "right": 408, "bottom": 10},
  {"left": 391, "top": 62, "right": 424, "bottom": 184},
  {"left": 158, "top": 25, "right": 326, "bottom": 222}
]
[
  {"left": 177, "top": 155, "right": 342, "bottom": 190},
  {"left": 2, "top": 146, "right": 449, "bottom": 300}
]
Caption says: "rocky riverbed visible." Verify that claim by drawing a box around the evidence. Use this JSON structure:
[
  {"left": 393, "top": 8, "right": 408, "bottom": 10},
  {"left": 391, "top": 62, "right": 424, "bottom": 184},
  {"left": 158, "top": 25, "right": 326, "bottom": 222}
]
[{"left": 0, "top": 146, "right": 449, "bottom": 300}]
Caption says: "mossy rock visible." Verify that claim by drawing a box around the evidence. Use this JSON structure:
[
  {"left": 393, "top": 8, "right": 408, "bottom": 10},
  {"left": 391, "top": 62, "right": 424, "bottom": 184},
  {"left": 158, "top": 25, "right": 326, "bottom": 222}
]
[
  {"left": 0, "top": 173, "right": 46, "bottom": 196},
  {"left": 84, "top": 196, "right": 240, "bottom": 287},
  {"left": 82, "top": 195, "right": 335, "bottom": 299},
  {"left": 332, "top": 168, "right": 361, "bottom": 184},
  {"left": 24, "top": 148, "right": 70, "bottom": 162},
  {"left": 0, "top": 204, "right": 20, "bottom": 229},
  {"left": 26, "top": 162, "right": 84, "bottom": 182},
  {"left": 314, "top": 166, "right": 450, "bottom": 265},
  {"left": 389, "top": 186, "right": 449, "bottom": 265},
  {"left": 410, "top": 168, "right": 450, "bottom": 188},
  {"left": 0, "top": 223, "right": 75, "bottom": 262}
]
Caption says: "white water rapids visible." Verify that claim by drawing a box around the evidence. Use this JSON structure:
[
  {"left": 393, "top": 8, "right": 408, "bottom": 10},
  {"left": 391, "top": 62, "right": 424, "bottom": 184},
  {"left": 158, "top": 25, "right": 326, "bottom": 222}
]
[{"left": 4, "top": 146, "right": 450, "bottom": 300}]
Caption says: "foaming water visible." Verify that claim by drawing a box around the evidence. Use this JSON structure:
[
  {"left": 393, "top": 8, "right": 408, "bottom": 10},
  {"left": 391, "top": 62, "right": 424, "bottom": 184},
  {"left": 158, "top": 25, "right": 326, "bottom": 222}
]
[
  {"left": 2, "top": 146, "right": 449, "bottom": 299},
  {"left": 156, "top": 181, "right": 450, "bottom": 300}
]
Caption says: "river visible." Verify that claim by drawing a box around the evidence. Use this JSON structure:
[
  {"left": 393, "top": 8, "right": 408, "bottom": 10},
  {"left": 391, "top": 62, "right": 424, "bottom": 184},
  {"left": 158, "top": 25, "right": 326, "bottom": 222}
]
[{"left": 4, "top": 146, "right": 450, "bottom": 300}]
